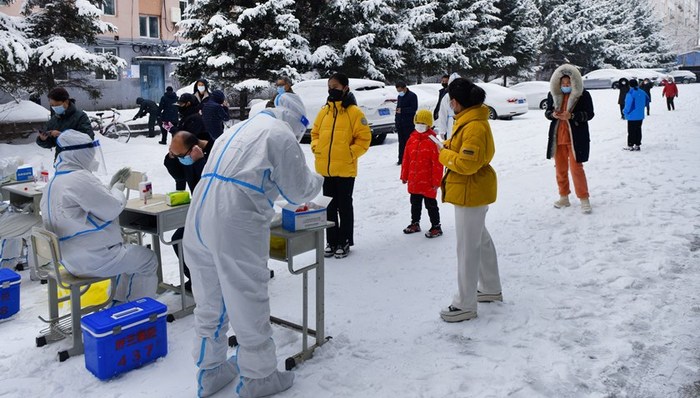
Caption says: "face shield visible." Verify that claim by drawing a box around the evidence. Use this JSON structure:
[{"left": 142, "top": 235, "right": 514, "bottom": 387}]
[
  {"left": 269, "top": 93, "right": 310, "bottom": 142},
  {"left": 55, "top": 130, "right": 107, "bottom": 175}
]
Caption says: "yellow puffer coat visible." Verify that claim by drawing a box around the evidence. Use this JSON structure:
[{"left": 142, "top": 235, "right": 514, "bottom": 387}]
[
  {"left": 310, "top": 101, "right": 372, "bottom": 177},
  {"left": 439, "top": 104, "right": 497, "bottom": 207}
]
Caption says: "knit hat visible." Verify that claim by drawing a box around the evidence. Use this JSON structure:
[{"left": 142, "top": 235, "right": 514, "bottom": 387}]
[
  {"left": 211, "top": 90, "right": 225, "bottom": 104},
  {"left": 629, "top": 79, "right": 639, "bottom": 88},
  {"left": 414, "top": 109, "right": 433, "bottom": 126}
]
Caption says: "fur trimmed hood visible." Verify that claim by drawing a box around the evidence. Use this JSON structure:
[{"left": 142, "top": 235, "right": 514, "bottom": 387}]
[{"left": 549, "top": 64, "right": 584, "bottom": 112}]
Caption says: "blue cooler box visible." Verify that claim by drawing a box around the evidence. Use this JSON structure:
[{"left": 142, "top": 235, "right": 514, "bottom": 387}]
[
  {"left": 81, "top": 297, "right": 168, "bottom": 380},
  {"left": 0, "top": 268, "right": 21, "bottom": 319}
]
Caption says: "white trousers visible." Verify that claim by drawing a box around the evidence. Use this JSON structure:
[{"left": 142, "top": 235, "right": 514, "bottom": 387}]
[
  {"left": 184, "top": 211, "right": 278, "bottom": 380},
  {"left": 67, "top": 244, "right": 158, "bottom": 302},
  {"left": 452, "top": 205, "right": 501, "bottom": 312}
]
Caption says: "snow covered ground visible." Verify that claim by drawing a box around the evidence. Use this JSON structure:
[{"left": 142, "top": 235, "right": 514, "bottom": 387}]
[{"left": 1, "top": 86, "right": 699, "bottom": 397}]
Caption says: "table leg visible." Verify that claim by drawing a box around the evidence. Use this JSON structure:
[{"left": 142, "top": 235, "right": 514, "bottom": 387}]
[
  {"left": 152, "top": 234, "right": 166, "bottom": 294},
  {"left": 315, "top": 229, "right": 325, "bottom": 343}
]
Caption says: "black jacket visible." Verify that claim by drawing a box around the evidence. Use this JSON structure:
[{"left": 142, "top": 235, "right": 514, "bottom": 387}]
[
  {"left": 37, "top": 102, "right": 94, "bottom": 158},
  {"left": 201, "top": 101, "right": 230, "bottom": 140},
  {"left": 433, "top": 87, "right": 448, "bottom": 120},
  {"left": 135, "top": 99, "right": 159, "bottom": 119},
  {"left": 395, "top": 89, "right": 418, "bottom": 134},
  {"left": 640, "top": 82, "right": 653, "bottom": 102},
  {"left": 158, "top": 92, "right": 179, "bottom": 122},
  {"left": 545, "top": 90, "right": 594, "bottom": 163},
  {"left": 163, "top": 136, "right": 214, "bottom": 192},
  {"left": 617, "top": 79, "right": 630, "bottom": 106}
]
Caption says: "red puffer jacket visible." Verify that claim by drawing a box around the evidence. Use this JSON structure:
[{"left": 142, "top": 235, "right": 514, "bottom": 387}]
[
  {"left": 400, "top": 129, "right": 443, "bottom": 198},
  {"left": 662, "top": 82, "right": 678, "bottom": 98}
]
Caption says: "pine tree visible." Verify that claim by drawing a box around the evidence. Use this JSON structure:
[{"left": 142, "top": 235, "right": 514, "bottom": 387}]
[
  {"left": 0, "top": 11, "right": 31, "bottom": 100},
  {"left": 394, "top": 0, "right": 456, "bottom": 83},
  {"left": 493, "top": 0, "right": 543, "bottom": 82},
  {"left": 311, "top": 0, "right": 402, "bottom": 81},
  {"left": 16, "top": 0, "right": 125, "bottom": 99},
  {"left": 176, "top": 0, "right": 311, "bottom": 89},
  {"left": 458, "top": 0, "right": 508, "bottom": 81}
]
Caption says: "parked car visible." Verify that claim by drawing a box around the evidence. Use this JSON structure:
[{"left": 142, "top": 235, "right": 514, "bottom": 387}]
[
  {"left": 669, "top": 70, "right": 697, "bottom": 84},
  {"left": 509, "top": 81, "right": 550, "bottom": 110},
  {"left": 249, "top": 78, "right": 396, "bottom": 144},
  {"left": 409, "top": 83, "right": 528, "bottom": 120},
  {"left": 624, "top": 68, "right": 671, "bottom": 86},
  {"left": 582, "top": 69, "right": 631, "bottom": 89}
]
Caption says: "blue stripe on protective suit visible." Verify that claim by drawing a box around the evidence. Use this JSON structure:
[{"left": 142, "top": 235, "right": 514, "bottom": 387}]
[{"left": 194, "top": 115, "right": 260, "bottom": 245}]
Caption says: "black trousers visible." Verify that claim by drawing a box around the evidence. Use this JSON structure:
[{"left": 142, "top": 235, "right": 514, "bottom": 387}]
[
  {"left": 172, "top": 227, "right": 191, "bottom": 281},
  {"left": 666, "top": 97, "right": 675, "bottom": 110},
  {"left": 410, "top": 194, "right": 440, "bottom": 226},
  {"left": 324, "top": 177, "right": 355, "bottom": 247},
  {"left": 147, "top": 114, "right": 158, "bottom": 137},
  {"left": 627, "top": 120, "right": 643, "bottom": 147},
  {"left": 396, "top": 122, "right": 414, "bottom": 164}
]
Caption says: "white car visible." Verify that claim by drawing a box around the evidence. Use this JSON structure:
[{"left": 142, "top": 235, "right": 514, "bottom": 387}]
[
  {"left": 668, "top": 70, "right": 697, "bottom": 84},
  {"left": 408, "top": 83, "right": 528, "bottom": 120},
  {"left": 249, "top": 78, "right": 397, "bottom": 144},
  {"left": 582, "top": 69, "right": 632, "bottom": 90},
  {"left": 509, "top": 81, "right": 551, "bottom": 110},
  {"left": 624, "top": 69, "right": 671, "bottom": 86}
]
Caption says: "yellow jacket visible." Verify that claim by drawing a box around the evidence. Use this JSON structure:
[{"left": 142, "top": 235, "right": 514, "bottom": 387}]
[
  {"left": 310, "top": 101, "right": 372, "bottom": 177},
  {"left": 439, "top": 104, "right": 497, "bottom": 207}
]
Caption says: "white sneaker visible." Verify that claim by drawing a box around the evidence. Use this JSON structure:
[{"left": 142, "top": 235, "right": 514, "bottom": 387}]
[
  {"left": 581, "top": 198, "right": 592, "bottom": 214},
  {"left": 553, "top": 196, "right": 570, "bottom": 208},
  {"left": 440, "top": 306, "right": 477, "bottom": 322},
  {"left": 477, "top": 291, "right": 503, "bottom": 302}
]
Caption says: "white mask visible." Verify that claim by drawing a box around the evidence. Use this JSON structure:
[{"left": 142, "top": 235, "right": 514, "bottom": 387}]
[
  {"left": 197, "top": 86, "right": 206, "bottom": 93},
  {"left": 415, "top": 124, "right": 428, "bottom": 133}
]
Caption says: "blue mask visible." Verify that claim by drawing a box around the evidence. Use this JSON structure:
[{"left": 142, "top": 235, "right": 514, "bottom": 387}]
[
  {"left": 398, "top": 91, "right": 405, "bottom": 97},
  {"left": 178, "top": 155, "right": 194, "bottom": 166},
  {"left": 561, "top": 87, "right": 572, "bottom": 94},
  {"left": 277, "top": 87, "right": 286, "bottom": 96},
  {"left": 52, "top": 105, "right": 66, "bottom": 115}
]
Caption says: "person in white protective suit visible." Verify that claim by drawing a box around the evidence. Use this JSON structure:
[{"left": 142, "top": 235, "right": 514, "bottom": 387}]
[
  {"left": 434, "top": 73, "right": 461, "bottom": 140},
  {"left": 183, "top": 93, "right": 323, "bottom": 398},
  {"left": 39, "top": 129, "right": 157, "bottom": 302}
]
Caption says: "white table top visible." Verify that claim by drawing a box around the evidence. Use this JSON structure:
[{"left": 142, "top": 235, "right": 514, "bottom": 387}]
[
  {"left": 1, "top": 181, "right": 45, "bottom": 198},
  {"left": 123, "top": 194, "right": 189, "bottom": 215}
]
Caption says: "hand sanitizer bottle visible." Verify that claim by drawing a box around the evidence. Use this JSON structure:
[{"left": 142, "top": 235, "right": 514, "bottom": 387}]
[{"left": 138, "top": 174, "right": 152, "bottom": 204}]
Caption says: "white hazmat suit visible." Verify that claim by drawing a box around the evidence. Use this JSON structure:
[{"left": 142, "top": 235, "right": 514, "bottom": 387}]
[
  {"left": 183, "top": 93, "right": 323, "bottom": 398},
  {"left": 39, "top": 130, "right": 157, "bottom": 302},
  {"left": 435, "top": 72, "right": 461, "bottom": 139}
]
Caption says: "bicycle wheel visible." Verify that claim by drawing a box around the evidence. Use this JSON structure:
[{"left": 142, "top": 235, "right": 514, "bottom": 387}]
[
  {"left": 90, "top": 118, "right": 101, "bottom": 134},
  {"left": 104, "top": 122, "right": 131, "bottom": 143}
]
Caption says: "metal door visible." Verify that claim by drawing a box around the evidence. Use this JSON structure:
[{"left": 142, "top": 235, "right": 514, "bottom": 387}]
[{"left": 139, "top": 64, "right": 165, "bottom": 102}]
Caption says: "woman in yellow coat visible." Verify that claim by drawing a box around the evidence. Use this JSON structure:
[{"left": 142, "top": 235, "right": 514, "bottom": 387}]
[
  {"left": 310, "top": 73, "right": 372, "bottom": 258},
  {"left": 433, "top": 78, "right": 502, "bottom": 323}
]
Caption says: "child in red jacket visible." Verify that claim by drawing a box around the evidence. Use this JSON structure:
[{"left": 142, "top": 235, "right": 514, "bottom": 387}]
[
  {"left": 661, "top": 78, "right": 678, "bottom": 111},
  {"left": 400, "top": 109, "right": 443, "bottom": 238}
]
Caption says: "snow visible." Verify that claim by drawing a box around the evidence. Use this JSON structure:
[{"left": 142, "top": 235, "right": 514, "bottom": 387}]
[
  {"left": 1, "top": 85, "right": 699, "bottom": 397},
  {"left": 232, "top": 79, "right": 270, "bottom": 92},
  {"left": 0, "top": 100, "right": 50, "bottom": 123}
]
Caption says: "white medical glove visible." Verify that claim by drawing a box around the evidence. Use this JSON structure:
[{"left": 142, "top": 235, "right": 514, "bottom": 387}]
[
  {"left": 109, "top": 167, "right": 132, "bottom": 189},
  {"left": 429, "top": 135, "right": 444, "bottom": 150}
]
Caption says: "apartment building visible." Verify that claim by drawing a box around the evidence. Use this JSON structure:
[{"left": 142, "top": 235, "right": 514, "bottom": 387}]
[{"left": 1, "top": 0, "right": 193, "bottom": 110}]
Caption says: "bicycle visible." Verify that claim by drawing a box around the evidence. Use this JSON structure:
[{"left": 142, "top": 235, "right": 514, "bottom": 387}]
[{"left": 90, "top": 108, "right": 132, "bottom": 143}]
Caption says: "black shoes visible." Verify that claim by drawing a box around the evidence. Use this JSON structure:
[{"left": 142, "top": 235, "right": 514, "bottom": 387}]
[
  {"left": 334, "top": 242, "right": 350, "bottom": 258},
  {"left": 324, "top": 243, "right": 335, "bottom": 258}
]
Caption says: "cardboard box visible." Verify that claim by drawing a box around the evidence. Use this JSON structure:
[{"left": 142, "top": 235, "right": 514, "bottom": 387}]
[
  {"left": 81, "top": 297, "right": 168, "bottom": 380},
  {"left": 0, "top": 268, "right": 21, "bottom": 319},
  {"left": 281, "top": 197, "right": 332, "bottom": 232},
  {"left": 15, "top": 164, "right": 33, "bottom": 182}
]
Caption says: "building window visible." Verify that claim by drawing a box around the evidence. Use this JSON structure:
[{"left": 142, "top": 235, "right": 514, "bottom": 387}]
[
  {"left": 102, "top": 0, "right": 116, "bottom": 16},
  {"left": 179, "top": 0, "right": 193, "bottom": 17},
  {"left": 95, "top": 47, "right": 118, "bottom": 80},
  {"left": 139, "top": 15, "right": 160, "bottom": 38}
]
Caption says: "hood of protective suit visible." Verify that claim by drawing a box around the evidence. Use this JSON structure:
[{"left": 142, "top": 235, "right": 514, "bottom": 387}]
[
  {"left": 269, "top": 92, "right": 309, "bottom": 140},
  {"left": 448, "top": 72, "right": 461, "bottom": 84},
  {"left": 55, "top": 129, "right": 98, "bottom": 172}
]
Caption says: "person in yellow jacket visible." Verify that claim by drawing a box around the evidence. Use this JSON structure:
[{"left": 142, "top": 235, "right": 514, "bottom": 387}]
[
  {"left": 432, "top": 78, "right": 502, "bottom": 323},
  {"left": 310, "top": 73, "right": 372, "bottom": 258}
]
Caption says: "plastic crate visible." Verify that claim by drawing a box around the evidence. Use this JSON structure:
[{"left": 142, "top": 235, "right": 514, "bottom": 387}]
[
  {"left": 81, "top": 297, "right": 168, "bottom": 380},
  {"left": 0, "top": 268, "right": 20, "bottom": 319}
]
